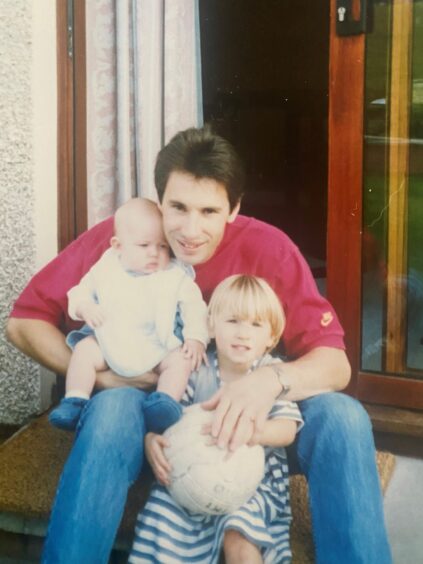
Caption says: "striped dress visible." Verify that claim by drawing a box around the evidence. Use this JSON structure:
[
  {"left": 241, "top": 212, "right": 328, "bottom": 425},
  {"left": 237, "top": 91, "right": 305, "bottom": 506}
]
[{"left": 129, "top": 351, "right": 303, "bottom": 564}]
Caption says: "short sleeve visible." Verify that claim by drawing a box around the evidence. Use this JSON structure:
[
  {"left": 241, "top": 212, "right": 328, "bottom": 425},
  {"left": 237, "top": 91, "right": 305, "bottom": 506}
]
[
  {"left": 177, "top": 276, "right": 209, "bottom": 346},
  {"left": 268, "top": 400, "right": 304, "bottom": 432},
  {"left": 268, "top": 245, "right": 345, "bottom": 358},
  {"left": 10, "top": 217, "right": 114, "bottom": 333}
]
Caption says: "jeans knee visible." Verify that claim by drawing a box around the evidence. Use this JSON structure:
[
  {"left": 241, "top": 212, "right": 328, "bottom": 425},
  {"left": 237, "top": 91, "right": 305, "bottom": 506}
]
[
  {"left": 78, "top": 388, "right": 147, "bottom": 445},
  {"left": 297, "top": 393, "right": 374, "bottom": 474},
  {"left": 300, "top": 392, "right": 371, "bottom": 438},
  {"left": 75, "top": 388, "right": 147, "bottom": 481}
]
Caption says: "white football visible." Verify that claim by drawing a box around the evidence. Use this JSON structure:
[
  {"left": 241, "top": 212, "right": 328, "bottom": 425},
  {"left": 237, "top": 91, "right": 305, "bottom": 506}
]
[{"left": 163, "top": 404, "right": 265, "bottom": 515}]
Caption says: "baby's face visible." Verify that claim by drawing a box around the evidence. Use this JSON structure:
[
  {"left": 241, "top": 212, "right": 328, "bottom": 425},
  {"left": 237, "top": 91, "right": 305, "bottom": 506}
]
[{"left": 116, "top": 213, "right": 171, "bottom": 274}]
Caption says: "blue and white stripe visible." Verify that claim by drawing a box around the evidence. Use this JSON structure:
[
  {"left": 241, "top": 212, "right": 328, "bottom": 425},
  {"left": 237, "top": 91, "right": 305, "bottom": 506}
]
[{"left": 129, "top": 351, "right": 303, "bottom": 563}]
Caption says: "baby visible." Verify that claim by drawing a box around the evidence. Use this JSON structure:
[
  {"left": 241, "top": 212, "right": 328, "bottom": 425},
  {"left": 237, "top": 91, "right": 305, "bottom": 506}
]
[{"left": 49, "top": 198, "right": 208, "bottom": 433}]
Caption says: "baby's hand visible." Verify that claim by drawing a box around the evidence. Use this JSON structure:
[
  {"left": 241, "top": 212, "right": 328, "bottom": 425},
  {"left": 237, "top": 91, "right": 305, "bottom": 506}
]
[
  {"left": 145, "top": 432, "right": 171, "bottom": 486},
  {"left": 182, "top": 339, "right": 208, "bottom": 371},
  {"left": 77, "top": 301, "right": 106, "bottom": 329}
]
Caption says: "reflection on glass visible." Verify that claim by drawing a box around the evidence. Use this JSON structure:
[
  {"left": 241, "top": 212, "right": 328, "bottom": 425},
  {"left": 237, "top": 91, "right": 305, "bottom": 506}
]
[
  {"left": 361, "top": 1, "right": 391, "bottom": 372},
  {"left": 362, "top": 1, "right": 423, "bottom": 377},
  {"left": 406, "top": 24, "right": 423, "bottom": 370}
]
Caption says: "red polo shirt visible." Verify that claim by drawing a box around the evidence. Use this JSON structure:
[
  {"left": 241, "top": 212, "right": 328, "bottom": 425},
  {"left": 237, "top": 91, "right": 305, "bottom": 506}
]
[{"left": 10, "top": 215, "right": 344, "bottom": 358}]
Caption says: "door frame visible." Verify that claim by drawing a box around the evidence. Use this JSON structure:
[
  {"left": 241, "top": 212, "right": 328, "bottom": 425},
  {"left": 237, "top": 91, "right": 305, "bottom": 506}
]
[{"left": 56, "top": 0, "right": 87, "bottom": 251}]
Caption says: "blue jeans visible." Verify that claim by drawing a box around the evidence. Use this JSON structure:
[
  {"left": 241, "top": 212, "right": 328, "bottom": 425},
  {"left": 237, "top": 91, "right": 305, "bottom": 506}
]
[
  {"left": 42, "top": 388, "right": 147, "bottom": 563},
  {"left": 43, "top": 390, "right": 391, "bottom": 564},
  {"left": 288, "top": 392, "right": 392, "bottom": 564}
]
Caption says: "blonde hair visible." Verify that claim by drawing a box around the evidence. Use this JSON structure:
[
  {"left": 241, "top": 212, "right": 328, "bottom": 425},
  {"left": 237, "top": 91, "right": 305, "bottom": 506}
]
[{"left": 208, "top": 275, "right": 285, "bottom": 351}]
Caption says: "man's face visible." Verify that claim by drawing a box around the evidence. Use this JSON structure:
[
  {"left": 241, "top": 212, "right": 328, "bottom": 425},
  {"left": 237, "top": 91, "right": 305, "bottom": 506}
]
[{"left": 159, "top": 171, "right": 240, "bottom": 265}]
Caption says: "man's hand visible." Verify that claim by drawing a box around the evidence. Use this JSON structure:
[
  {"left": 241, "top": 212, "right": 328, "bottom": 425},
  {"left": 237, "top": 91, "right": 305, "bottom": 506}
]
[
  {"left": 145, "top": 432, "right": 172, "bottom": 486},
  {"left": 201, "top": 368, "right": 280, "bottom": 452},
  {"left": 200, "top": 347, "right": 351, "bottom": 452},
  {"left": 181, "top": 339, "right": 208, "bottom": 371},
  {"left": 76, "top": 301, "right": 106, "bottom": 329}
]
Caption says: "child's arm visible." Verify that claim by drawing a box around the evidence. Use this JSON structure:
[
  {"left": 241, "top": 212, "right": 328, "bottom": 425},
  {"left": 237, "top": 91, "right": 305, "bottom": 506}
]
[
  {"left": 73, "top": 300, "right": 105, "bottom": 329},
  {"left": 181, "top": 339, "right": 208, "bottom": 371},
  {"left": 145, "top": 372, "right": 199, "bottom": 484},
  {"left": 211, "top": 395, "right": 302, "bottom": 452},
  {"left": 255, "top": 418, "right": 298, "bottom": 448},
  {"left": 202, "top": 411, "right": 300, "bottom": 451},
  {"left": 251, "top": 397, "right": 303, "bottom": 448},
  {"left": 67, "top": 266, "right": 105, "bottom": 329},
  {"left": 177, "top": 278, "right": 209, "bottom": 346},
  {"left": 145, "top": 432, "right": 172, "bottom": 486},
  {"left": 205, "top": 417, "right": 299, "bottom": 450}
]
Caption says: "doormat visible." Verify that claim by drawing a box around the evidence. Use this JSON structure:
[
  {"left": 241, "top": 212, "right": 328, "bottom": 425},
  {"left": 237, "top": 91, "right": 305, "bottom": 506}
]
[
  {"left": 0, "top": 414, "right": 395, "bottom": 562},
  {"left": 289, "top": 450, "right": 396, "bottom": 563}
]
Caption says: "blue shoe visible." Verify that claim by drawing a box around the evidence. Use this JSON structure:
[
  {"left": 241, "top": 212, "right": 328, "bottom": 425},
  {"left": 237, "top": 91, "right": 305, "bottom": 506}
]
[
  {"left": 144, "top": 392, "right": 182, "bottom": 434},
  {"left": 49, "top": 397, "right": 88, "bottom": 431}
]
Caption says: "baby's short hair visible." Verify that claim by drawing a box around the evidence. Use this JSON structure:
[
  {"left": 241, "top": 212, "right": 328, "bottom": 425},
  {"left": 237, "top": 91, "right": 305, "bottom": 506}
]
[
  {"left": 113, "top": 197, "right": 161, "bottom": 235},
  {"left": 208, "top": 274, "right": 285, "bottom": 350}
]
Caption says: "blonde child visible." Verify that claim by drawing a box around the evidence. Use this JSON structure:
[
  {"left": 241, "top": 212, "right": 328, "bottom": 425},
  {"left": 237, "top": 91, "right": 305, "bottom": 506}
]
[
  {"left": 49, "top": 198, "right": 208, "bottom": 433},
  {"left": 129, "top": 274, "right": 303, "bottom": 564}
]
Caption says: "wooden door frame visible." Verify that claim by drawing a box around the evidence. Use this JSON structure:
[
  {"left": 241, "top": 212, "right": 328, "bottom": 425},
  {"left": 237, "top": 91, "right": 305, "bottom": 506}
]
[
  {"left": 327, "top": 0, "right": 423, "bottom": 410},
  {"left": 57, "top": 0, "right": 87, "bottom": 251},
  {"left": 327, "top": 0, "right": 365, "bottom": 398}
]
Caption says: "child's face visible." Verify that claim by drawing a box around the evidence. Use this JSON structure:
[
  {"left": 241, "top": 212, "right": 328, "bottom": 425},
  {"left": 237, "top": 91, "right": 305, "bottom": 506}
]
[
  {"left": 113, "top": 213, "right": 171, "bottom": 274},
  {"left": 211, "top": 310, "right": 274, "bottom": 369}
]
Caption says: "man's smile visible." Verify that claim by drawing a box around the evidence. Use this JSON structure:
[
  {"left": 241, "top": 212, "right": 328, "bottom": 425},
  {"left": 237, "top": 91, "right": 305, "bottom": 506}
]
[
  {"left": 175, "top": 238, "right": 208, "bottom": 255},
  {"left": 178, "top": 239, "right": 205, "bottom": 249}
]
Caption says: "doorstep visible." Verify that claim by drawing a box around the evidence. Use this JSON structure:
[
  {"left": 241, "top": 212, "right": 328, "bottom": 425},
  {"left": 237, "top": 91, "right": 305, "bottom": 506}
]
[{"left": 364, "top": 403, "right": 423, "bottom": 438}]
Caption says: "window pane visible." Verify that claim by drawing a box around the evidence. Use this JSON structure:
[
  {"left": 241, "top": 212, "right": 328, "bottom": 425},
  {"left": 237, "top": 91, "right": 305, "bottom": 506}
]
[{"left": 362, "top": 0, "right": 423, "bottom": 378}]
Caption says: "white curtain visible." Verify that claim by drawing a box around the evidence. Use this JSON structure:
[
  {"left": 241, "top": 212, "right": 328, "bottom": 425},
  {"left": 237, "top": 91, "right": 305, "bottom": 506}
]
[{"left": 86, "top": 0, "right": 203, "bottom": 226}]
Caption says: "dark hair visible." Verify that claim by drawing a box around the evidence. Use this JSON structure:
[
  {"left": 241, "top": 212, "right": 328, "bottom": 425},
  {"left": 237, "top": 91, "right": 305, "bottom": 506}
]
[{"left": 154, "top": 125, "right": 245, "bottom": 211}]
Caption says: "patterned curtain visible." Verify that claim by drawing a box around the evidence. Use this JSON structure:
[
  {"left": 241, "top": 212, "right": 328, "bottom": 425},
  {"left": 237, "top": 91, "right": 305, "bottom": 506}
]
[{"left": 86, "top": 0, "right": 203, "bottom": 226}]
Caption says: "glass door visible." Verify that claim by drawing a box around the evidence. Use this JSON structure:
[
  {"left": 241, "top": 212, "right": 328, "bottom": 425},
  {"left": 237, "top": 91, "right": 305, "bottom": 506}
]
[
  {"left": 362, "top": 0, "right": 423, "bottom": 379},
  {"left": 327, "top": 0, "right": 423, "bottom": 409}
]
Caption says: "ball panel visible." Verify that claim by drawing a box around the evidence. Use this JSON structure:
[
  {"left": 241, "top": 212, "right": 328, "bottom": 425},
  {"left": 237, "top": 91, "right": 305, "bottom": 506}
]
[{"left": 164, "top": 404, "right": 265, "bottom": 515}]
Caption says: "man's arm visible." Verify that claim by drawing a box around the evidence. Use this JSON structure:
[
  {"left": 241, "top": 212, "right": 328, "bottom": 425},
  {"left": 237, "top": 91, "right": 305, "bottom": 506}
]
[
  {"left": 202, "top": 346, "right": 351, "bottom": 450},
  {"left": 6, "top": 317, "right": 159, "bottom": 390},
  {"left": 6, "top": 318, "right": 71, "bottom": 375},
  {"left": 269, "top": 346, "right": 351, "bottom": 401}
]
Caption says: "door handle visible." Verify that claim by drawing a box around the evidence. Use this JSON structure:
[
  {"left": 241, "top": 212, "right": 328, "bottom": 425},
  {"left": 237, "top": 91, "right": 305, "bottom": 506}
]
[{"left": 336, "top": 0, "right": 373, "bottom": 36}]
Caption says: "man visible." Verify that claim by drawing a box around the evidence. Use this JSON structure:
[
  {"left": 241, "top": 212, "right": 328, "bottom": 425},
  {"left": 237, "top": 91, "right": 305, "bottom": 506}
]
[{"left": 7, "top": 127, "right": 391, "bottom": 563}]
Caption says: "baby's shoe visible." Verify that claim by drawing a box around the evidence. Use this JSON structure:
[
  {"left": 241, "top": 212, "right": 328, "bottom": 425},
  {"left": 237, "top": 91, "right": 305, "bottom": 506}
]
[
  {"left": 144, "top": 392, "right": 182, "bottom": 434},
  {"left": 49, "top": 397, "right": 88, "bottom": 431}
]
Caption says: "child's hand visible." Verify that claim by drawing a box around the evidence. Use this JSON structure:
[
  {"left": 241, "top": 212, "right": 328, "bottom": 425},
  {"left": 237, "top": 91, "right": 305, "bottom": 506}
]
[
  {"left": 145, "top": 432, "right": 172, "bottom": 486},
  {"left": 77, "top": 301, "right": 106, "bottom": 329},
  {"left": 181, "top": 339, "right": 208, "bottom": 371}
]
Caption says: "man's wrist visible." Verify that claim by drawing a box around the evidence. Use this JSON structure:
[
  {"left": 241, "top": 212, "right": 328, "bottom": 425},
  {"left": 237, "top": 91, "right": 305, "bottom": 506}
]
[{"left": 269, "top": 364, "right": 292, "bottom": 399}]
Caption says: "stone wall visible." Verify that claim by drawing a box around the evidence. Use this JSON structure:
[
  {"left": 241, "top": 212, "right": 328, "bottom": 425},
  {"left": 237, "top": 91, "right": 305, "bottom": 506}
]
[{"left": 0, "top": 1, "right": 42, "bottom": 424}]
